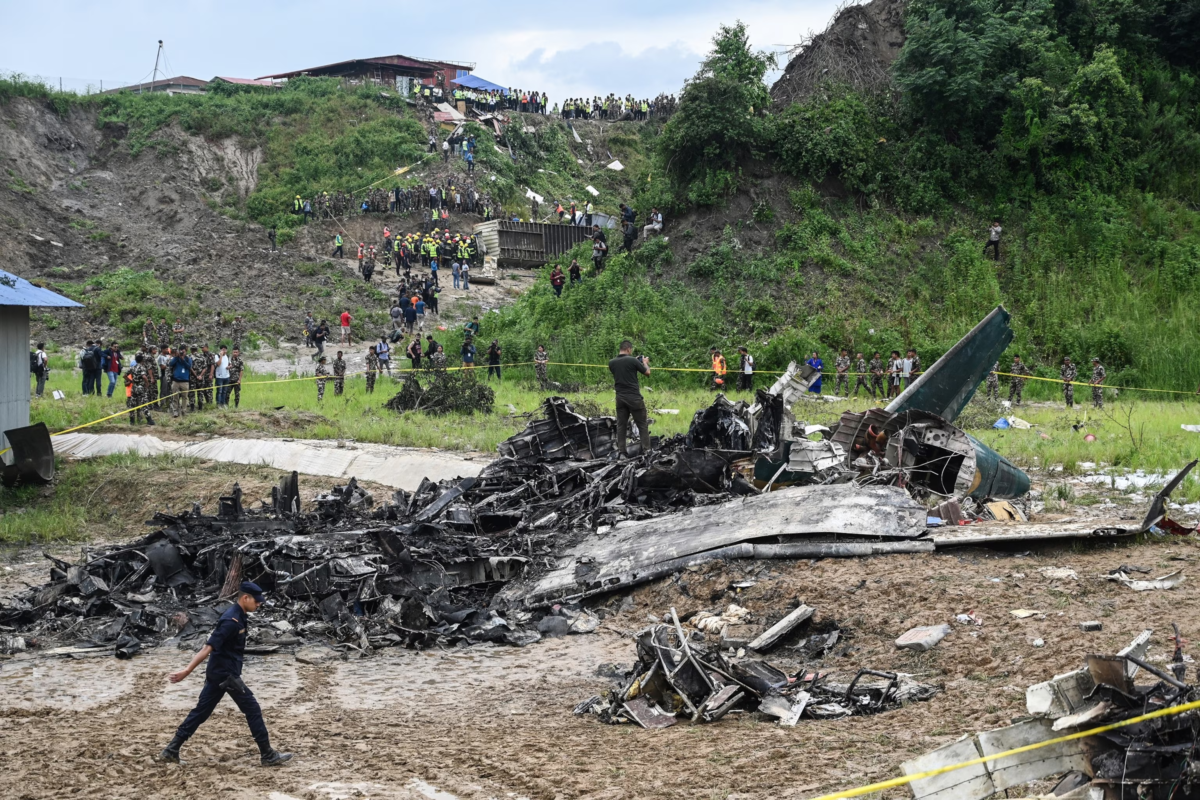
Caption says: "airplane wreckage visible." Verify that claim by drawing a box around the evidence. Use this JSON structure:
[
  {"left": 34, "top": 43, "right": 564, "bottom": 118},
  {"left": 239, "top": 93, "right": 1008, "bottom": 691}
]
[{"left": 1, "top": 306, "right": 1182, "bottom": 657}]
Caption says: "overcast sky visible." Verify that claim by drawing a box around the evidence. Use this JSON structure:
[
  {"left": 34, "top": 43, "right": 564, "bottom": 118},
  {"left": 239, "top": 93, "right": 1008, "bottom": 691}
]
[{"left": 3, "top": 1, "right": 845, "bottom": 98}]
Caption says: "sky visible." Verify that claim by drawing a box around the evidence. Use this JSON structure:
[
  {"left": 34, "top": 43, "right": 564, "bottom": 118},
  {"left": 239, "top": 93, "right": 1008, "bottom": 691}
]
[{"left": 2, "top": 0, "right": 845, "bottom": 99}]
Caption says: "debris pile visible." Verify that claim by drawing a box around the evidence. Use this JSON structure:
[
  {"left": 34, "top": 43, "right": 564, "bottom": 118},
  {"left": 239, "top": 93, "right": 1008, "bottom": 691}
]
[
  {"left": 575, "top": 608, "right": 939, "bottom": 729},
  {"left": 0, "top": 398, "right": 760, "bottom": 656},
  {"left": 904, "top": 626, "right": 1200, "bottom": 799},
  {"left": 385, "top": 371, "right": 495, "bottom": 416}
]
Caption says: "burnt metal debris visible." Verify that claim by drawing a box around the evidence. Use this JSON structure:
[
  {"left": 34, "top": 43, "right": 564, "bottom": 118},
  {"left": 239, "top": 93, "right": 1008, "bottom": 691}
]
[
  {"left": 575, "top": 607, "right": 939, "bottom": 729},
  {"left": 906, "top": 626, "right": 1200, "bottom": 799},
  {"left": 385, "top": 371, "right": 495, "bottom": 416},
  {"left": 0, "top": 397, "right": 763, "bottom": 657},
  {"left": 0, "top": 307, "right": 1148, "bottom": 659}
]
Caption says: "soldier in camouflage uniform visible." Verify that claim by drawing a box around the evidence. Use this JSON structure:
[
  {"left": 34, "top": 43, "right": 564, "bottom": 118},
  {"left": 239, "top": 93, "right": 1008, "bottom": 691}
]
[
  {"left": 315, "top": 356, "right": 329, "bottom": 402},
  {"left": 231, "top": 316, "right": 246, "bottom": 351},
  {"left": 142, "top": 317, "right": 156, "bottom": 349},
  {"left": 1008, "top": 355, "right": 1030, "bottom": 405},
  {"left": 985, "top": 362, "right": 1000, "bottom": 401},
  {"left": 1060, "top": 357, "right": 1077, "bottom": 407},
  {"left": 430, "top": 345, "right": 447, "bottom": 370},
  {"left": 868, "top": 352, "right": 884, "bottom": 399},
  {"left": 144, "top": 346, "right": 160, "bottom": 410},
  {"left": 535, "top": 345, "right": 550, "bottom": 389},
  {"left": 834, "top": 350, "right": 851, "bottom": 396},
  {"left": 1090, "top": 358, "right": 1106, "bottom": 408},
  {"left": 228, "top": 347, "right": 244, "bottom": 408},
  {"left": 188, "top": 346, "right": 207, "bottom": 411},
  {"left": 157, "top": 318, "right": 170, "bottom": 350},
  {"left": 200, "top": 344, "right": 217, "bottom": 407},
  {"left": 173, "top": 319, "right": 186, "bottom": 350},
  {"left": 332, "top": 351, "right": 347, "bottom": 396},
  {"left": 365, "top": 346, "right": 379, "bottom": 393},
  {"left": 126, "top": 354, "right": 155, "bottom": 426},
  {"left": 852, "top": 352, "right": 869, "bottom": 398}
]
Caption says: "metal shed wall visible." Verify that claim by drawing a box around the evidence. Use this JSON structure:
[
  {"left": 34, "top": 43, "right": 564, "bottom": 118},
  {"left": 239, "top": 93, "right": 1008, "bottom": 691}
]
[
  {"left": 0, "top": 305, "right": 30, "bottom": 455},
  {"left": 473, "top": 221, "right": 593, "bottom": 268}
]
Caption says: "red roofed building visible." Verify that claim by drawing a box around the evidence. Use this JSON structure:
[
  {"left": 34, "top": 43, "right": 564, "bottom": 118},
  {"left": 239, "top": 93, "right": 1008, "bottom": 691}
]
[{"left": 256, "top": 55, "right": 473, "bottom": 94}]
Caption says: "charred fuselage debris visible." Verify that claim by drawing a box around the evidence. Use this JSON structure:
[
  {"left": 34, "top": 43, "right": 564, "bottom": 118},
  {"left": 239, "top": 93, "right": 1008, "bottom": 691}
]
[
  {"left": 385, "top": 371, "right": 495, "bottom": 416},
  {"left": 576, "top": 608, "right": 939, "bottom": 729},
  {"left": 905, "top": 627, "right": 1200, "bottom": 799},
  {"left": 0, "top": 398, "right": 765, "bottom": 657}
]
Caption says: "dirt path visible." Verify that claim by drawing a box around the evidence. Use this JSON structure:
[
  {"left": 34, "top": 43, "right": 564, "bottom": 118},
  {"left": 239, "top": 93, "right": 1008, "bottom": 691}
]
[
  {"left": 3, "top": 537, "right": 1199, "bottom": 799},
  {"left": 52, "top": 433, "right": 486, "bottom": 491}
]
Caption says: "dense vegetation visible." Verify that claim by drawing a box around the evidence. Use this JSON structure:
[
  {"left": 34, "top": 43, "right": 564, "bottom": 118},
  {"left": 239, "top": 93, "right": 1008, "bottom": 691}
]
[{"left": 500, "top": 10, "right": 1200, "bottom": 396}]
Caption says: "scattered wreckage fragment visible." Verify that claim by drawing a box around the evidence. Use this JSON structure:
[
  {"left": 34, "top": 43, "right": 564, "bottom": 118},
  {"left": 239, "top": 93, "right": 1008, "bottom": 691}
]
[
  {"left": 577, "top": 607, "right": 938, "bottom": 729},
  {"left": 904, "top": 627, "right": 1200, "bottom": 800}
]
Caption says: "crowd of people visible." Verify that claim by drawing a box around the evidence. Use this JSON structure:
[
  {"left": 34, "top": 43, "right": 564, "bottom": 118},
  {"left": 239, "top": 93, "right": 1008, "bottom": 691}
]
[
  {"left": 558, "top": 93, "right": 676, "bottom": 121},
  {"left": 291, "top": 177, "right": 498, "bottom": 225},
  {"left": 64, "top": 315, "right": 252, "bottom": 425},
  {"left": 418, "top": 83, "right": 679, "bottom": 123}
]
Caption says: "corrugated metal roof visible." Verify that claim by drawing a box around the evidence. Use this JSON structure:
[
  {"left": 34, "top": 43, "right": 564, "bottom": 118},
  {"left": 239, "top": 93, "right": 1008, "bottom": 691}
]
[
  {"left": 257, "top": 55, "right": 438, "bottom": 80},
  {"left": 213, "top": 76, "right": 279, "bottom": 87},
  {"left": 0, "top": 270, "right": 83, "bottom": 308},
  {"left": 101, "top": 75, "right": 209, "bottom": 94}
]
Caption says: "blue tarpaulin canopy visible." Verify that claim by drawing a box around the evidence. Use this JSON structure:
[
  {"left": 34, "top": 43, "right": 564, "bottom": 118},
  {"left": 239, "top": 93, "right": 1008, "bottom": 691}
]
[{"left": 451, "top": 74, "right": 508, "bottom": 94}]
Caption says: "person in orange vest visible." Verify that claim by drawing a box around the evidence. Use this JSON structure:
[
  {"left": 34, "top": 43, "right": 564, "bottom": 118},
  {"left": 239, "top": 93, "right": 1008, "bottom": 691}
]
[
  {"left": 383, "top": 225, "right": 391, "bottom": 243},
  {"left": 710, "top": 348, "right": 727, "bottom": 391},
  {"left": 357, "top": 242, "right": 365, "bottom": 262},
  {"left": 556, "top": 202, "right": 565, "bottom": 223}
]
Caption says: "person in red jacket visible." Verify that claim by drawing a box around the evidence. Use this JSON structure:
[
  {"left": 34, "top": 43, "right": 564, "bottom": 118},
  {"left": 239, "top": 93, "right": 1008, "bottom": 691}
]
[
  {"left": 339, "top": 309, "right": 352, "bottom": 345},
  {"left": 550, "top": 265, "right": 565, "bottom": 297}
]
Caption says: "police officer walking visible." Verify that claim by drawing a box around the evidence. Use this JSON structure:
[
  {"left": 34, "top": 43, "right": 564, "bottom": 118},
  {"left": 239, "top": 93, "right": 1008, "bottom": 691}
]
[{"left": 159, "top": 581, "right": 293, "bottom": 767}]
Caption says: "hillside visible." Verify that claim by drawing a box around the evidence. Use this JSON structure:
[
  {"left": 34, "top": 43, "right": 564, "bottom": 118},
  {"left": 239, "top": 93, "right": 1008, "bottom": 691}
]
[
  {"left": 0, "top": 78, "right": 648, "bottom": 349},
  {"left": 5, "top": 1, "right": 1200, "bottom": 397}
]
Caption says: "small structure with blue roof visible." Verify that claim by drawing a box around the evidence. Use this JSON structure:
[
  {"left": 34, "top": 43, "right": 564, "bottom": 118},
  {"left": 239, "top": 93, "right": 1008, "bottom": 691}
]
[{"left": 0, "top": 269, "right": 82, "bottom": 453}]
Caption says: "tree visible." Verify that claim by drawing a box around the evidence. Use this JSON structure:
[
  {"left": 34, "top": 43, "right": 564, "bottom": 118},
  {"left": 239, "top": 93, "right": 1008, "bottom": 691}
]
[{"left": 657, "top": 22, "right": 776, "bottom": 206}]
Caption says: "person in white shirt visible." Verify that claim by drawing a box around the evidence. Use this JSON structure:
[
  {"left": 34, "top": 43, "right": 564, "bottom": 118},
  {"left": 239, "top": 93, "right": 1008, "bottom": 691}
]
[
  {"left": 737, "top": 346, "right": 754, "bottom": 392},
  {"left": 213, "top": 346, "right": 232, "bottom": 407},
  {"left": 643, "top": 208, "right": 664, "bottom": 239},
  {"left": 984, "top": 221, "right": 1002, "bottom": 260}
]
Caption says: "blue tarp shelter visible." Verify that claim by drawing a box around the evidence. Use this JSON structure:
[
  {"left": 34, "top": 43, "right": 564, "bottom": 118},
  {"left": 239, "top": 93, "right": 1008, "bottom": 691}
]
[{"left": 451, "top": 74, "right": 508, "bottom": 94}]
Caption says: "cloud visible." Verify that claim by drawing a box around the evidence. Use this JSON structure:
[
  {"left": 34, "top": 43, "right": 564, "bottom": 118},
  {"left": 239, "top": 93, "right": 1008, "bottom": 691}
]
[{"left": 502, "top": 41, "right": 703, "bottom": 99}]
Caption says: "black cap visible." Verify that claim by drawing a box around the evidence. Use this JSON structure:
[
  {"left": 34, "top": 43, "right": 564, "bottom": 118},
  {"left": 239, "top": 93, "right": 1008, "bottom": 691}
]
[{"left": 240, "top": 581, "right": 265, "bottom": 603}]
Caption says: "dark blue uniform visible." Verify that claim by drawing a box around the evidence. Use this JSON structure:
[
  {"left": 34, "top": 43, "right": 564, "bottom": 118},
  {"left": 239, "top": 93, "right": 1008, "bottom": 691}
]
[{"left": 174, "top": 603, "right": 268, "bottom": 745}]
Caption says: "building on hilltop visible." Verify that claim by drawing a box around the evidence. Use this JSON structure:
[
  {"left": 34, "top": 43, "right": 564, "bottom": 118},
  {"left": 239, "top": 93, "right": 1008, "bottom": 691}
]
[
  {"left": 101, "top": 75, "right": 209, "bottom": 95},
  {"left": 256, "top": 55, "right": 474, "bottom": 96}
]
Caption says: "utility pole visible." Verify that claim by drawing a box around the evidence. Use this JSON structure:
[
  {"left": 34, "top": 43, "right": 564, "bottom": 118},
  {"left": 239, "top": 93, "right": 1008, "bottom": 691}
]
[{"left": 151, "top": 40, "right": 163, "bottom": 88}]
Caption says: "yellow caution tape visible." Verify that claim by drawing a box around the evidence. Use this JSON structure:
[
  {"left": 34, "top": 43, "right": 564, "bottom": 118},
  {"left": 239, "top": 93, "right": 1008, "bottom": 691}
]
[
  {"left": 993, "top": 371, "right": 1198, "bottom": 396},
  {"left": 18, "top": 356, "right": 1199, "bottom": 455},
  {"left": 807, "top": 698, "right": 1200, "bottom": 800}
]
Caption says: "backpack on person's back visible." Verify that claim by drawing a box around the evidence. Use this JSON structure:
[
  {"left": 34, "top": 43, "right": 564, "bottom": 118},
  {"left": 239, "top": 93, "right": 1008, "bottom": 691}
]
[{"left": 80, "top": 348, "right": 98, "bottom": 372}]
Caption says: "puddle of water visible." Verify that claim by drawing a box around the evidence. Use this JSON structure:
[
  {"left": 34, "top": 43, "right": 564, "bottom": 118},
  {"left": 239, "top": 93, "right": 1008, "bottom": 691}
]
[
  {"left": 159, "top": 652, "right": 301, "bottom": 710},
  {"left": 0, "top": 655, "right": 138, "bottom": 710},
  {"left": 332, "top": 634, "right": 627, "bottom": 711}
]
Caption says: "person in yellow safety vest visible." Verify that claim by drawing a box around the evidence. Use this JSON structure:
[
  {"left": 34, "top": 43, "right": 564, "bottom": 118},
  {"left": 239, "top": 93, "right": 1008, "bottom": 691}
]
[{"left": 293, "top": 195, "right": 302, "bottom": 213}]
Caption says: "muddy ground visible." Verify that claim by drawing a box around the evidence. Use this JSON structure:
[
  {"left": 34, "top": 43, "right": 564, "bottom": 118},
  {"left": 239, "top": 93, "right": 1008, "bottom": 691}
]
[{"left": 3, "top": 531, "right": 1197, "bottom": 800}]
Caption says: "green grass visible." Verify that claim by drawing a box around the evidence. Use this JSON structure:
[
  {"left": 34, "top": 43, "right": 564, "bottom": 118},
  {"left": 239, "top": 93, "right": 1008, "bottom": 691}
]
[
  {"left": 26, "top": 362, "right": 1200, "bottom": 488},
  {"left": 0, "top": 452, "right": 305, "bottom": 545}
]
